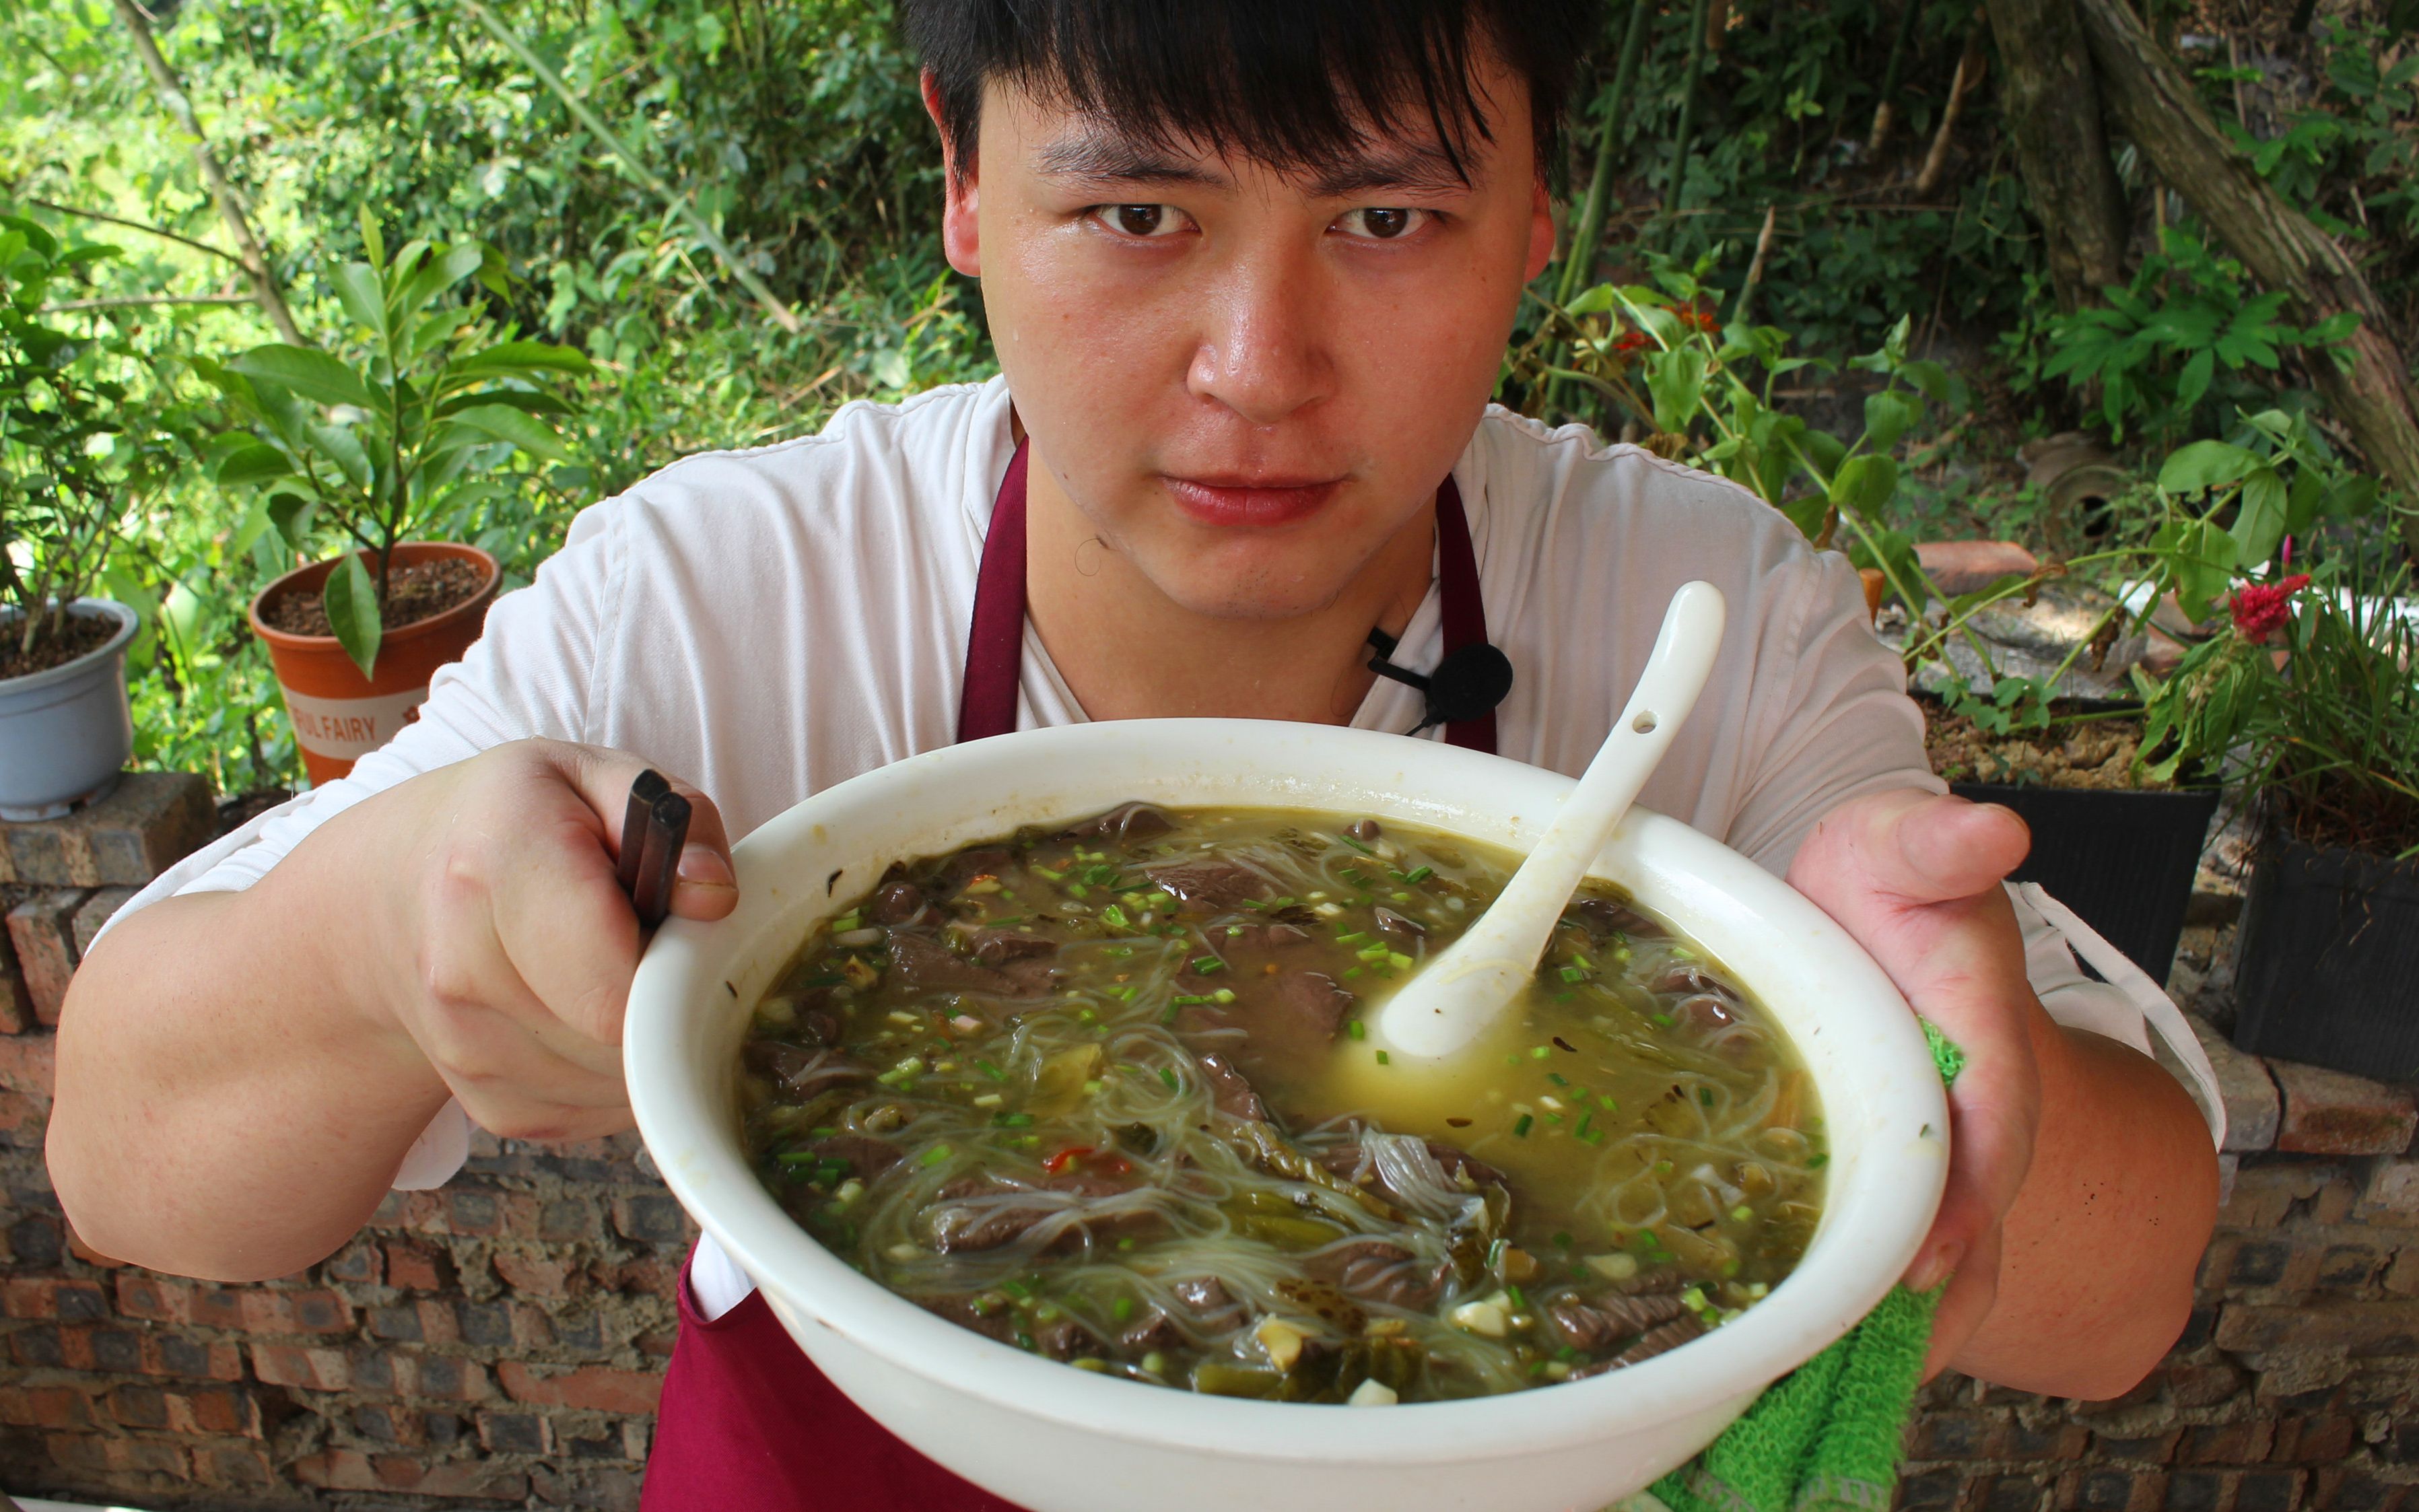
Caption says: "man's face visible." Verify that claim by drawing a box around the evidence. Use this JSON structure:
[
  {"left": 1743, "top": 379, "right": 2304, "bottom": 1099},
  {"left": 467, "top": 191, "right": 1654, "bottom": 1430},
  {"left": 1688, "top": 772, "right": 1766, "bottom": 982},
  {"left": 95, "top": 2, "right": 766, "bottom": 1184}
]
[{"left": 936, "top": 56, "right": 1555, "bottom": 621}]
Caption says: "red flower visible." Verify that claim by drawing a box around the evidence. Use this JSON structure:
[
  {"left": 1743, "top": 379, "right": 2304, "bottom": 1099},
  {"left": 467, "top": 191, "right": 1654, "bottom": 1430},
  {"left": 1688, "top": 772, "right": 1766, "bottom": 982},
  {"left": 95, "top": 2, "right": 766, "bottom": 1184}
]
[
  {"left": 1678, "top": 302, "right": 1719, "bottom": 333},
  {"left": 2227, "top": 573, "right": 2311, "bottom": 640},
  {"left": 1612, "top": 329, "right": 1654, "bottom": 353}
]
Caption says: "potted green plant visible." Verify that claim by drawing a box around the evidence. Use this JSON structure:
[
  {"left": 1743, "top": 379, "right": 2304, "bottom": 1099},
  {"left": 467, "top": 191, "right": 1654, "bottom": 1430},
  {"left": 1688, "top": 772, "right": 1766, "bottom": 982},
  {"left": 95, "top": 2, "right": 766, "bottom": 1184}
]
[
  {"left": 201, "top": 212, "right": 588, "bottom": 785},
  {"left": 2142, "top": 555, "right": 2419, "bottom": 1082},
  {"left": 0, "top": 215, "right": 175, "bottom": 819}
]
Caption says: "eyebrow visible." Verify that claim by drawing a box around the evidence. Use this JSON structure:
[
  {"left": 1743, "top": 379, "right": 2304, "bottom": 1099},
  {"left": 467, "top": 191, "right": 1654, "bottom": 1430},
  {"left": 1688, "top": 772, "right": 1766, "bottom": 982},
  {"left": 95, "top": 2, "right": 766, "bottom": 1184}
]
[{"left": 1034, "top": 129, "right": 1475, "bottom": 199}]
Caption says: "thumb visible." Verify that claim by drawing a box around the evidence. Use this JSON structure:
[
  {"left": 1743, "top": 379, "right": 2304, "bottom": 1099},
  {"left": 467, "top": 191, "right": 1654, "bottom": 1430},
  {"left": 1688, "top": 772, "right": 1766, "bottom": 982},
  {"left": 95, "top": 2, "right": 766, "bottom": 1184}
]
[
  {"left": 547, "top": 741, "right": 741, "bottom": 923},
  {"left": 1798, "top": 790, "right": 2031, "bottom": 909}
]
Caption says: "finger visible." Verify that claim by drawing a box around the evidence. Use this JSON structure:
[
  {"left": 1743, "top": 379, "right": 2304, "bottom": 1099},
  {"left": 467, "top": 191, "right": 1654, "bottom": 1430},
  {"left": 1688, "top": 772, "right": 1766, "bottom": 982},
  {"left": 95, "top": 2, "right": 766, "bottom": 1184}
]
[
  {"left": 1795, "top": 790, "right": 2029, "bottom": 910},
  {"left": 1919, "top": 1223, "right": 2002, "bottom": 1381},
  {"left": 553, "top": 742, "right": 739, "bottom": 922},
  {"left": 1909, "top": 1037, "right": 2039, "bottom": 1289}
]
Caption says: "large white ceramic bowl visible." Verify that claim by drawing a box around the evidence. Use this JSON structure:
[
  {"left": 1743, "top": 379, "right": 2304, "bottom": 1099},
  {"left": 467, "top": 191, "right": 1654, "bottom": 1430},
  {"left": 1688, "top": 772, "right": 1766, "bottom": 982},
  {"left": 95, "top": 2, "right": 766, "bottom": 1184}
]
[{"left": 625, "top": 720, "right": 1948, "bottom": 1512}]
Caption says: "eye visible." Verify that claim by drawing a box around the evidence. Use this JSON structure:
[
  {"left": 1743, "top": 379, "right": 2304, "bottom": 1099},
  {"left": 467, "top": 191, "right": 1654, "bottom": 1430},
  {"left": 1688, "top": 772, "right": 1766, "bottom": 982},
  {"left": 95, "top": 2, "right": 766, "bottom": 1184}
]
[
  {"left": 1093, "top": 204, "right": 1189, "bottom": 238},
  {"left": 1336, "top": 207, "right": 1428, "bottom": 241}
]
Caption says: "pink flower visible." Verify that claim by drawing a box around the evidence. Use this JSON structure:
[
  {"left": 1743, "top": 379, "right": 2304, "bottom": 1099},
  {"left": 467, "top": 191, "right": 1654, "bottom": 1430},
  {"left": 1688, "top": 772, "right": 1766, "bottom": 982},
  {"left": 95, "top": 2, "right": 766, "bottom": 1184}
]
[{"left": 2227, "top": 573, "right": 2311, "bottom": 640}]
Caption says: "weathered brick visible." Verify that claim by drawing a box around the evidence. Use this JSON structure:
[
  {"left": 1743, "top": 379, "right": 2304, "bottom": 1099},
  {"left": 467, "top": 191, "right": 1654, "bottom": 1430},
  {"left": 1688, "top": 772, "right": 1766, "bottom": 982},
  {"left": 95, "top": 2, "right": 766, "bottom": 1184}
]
[
  {"left": 0, "top": 1085, "right": 40, "bottom": 1144},
  {"left": 102, "top": 1383, "right": 264, "bottom": 1439},
  {"left": 325, "top": 1238, "right": 380, "bottom": 1284},
  {"left": 250, "top": 1342, "right": 350, "bottom": 1391},
  {"left": 69, "top": 884, "right": 137, "bottom": 955},
  {"left": 2189, "top": 1014, "right": 2280, "bottom": 1152},
  {"left": 2099, "top": 1433, "right": 2183, "bottom": 1465},
  {"left": 539, "top": 1196, "right": 601, "bottom": 1243},
  {"left": 2237, "top": 1471, "right": 2308, "bottom": 1512},
  {"left": 5, "top": 1276, "right": 107, "bottom": 1320},
  {"left": 2270, "top": 1416, "right": 2356, "bottom": 1464},
  {"left": 385, "top": 1239, "right": 452, "bottom": 1291},
  {"left": 291, "top": 1447, "right": 530, "bottom": 1499},
  {"left": 191, "top": 1443, "right": 277, "bottom": 1489},
  {"left": 40, "top": 1429, "right": 189, "bottom": 1478},
  {"left": 0, "top": 770, "right": 213, "bottom": 887},
  {"left": 2168, "top": 1364, "right": 2247, "bottom": 1408},
  {"left": 496, "top": 1360, "right": 663, "bottom": 1414},
  {"left": 611, "top": 1192, "right": 689, "bottom": 1245},
  {"left": 145, "top": 1332, "right": 246, "bottom": 1381},
  {"left": 1915, "top": 1414, "right": 1994, "bottom": 1459},
  {"left": 479, "top": 1409, "right": 551, "bottom": 1455},
  {"left": 1989, "top": 1476, "right": 2052, "bottom": 1512},
  {"left": 1902, "top": 1470, "right": 1965, "bottom": 1509},
  {"left": 2068, "top": 1466, "right": 2164, "bottom": 1512},
  {"left": 0, "top": 1016, "right": 56, "bottom": 1094},
  {"left": 2008, "top": 1419, "right": 2095, "bottom": 1460},
  {"left": 2362, "top": 1159, "right": 2419, "bottom": 1228},
  {"left": 2183, "top": 1422, "right": 2276, "bottom": 1465},
  {"left": 2272, "top": 1062, "right": 2418, "bottom": 1157},
  {"left": 2387, "top": 1248, "right": 2419, "bottom": 1297},
  {"left": 116, "top": 1274, "right": 192, "bottom": 1321},
  {"left": 2223, "top": 1166, "right": 2332, "bottom": 1229},
  {"left": 2166, "top": 1472, "right": 2224, "bottom": 1512},
  {"left": 0, "top": 1383, "right": 98, "bottom": 1429},
  {"left": 493, "top": 1248, "right": 576, "bottom": 1297},
  {"left": 5, "top": 887, "right": 88, "bottom": 1023},
  {"left": 2216, "top": 1301, "right": 2419, "bottom": 1356},
  {"left": 2315, "top": 1243, "right": 2385, "bottom": 1289},
  {"left": 0, "top": 922, "right": 31, "bottom": 1032},
  {"left": 2229, "top": 1240, "right": 2292, "bottom": 1288}
]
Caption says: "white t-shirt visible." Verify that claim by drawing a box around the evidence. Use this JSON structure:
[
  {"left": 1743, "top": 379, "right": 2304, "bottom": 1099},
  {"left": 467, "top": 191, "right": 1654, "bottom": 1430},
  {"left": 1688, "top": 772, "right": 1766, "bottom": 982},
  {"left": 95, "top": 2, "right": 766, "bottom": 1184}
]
[{"left": 110, "top": 376, "right": 2223, "bottom": 1316}]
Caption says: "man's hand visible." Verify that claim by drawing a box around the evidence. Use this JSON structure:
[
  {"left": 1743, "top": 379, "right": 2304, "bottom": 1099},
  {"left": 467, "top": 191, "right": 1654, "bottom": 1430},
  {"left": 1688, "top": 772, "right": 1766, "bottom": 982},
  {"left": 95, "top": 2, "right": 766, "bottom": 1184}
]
[
  {"left": 371, "top": 739, "right": 741, "bottom": 1142},
  {"left": 48, "top": 738, "right": 739, "bottom": 1280},
  {"left": 1787, "top": 788, "right": 2044, "bottom": 1375}
]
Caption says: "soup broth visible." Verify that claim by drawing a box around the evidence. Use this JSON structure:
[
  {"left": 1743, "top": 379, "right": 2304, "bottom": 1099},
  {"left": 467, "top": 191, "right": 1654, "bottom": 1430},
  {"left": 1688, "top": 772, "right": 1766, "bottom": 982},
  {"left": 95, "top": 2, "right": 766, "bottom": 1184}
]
[{"left": 739, "top": 805, "right": 1824, "bottom": 1404}]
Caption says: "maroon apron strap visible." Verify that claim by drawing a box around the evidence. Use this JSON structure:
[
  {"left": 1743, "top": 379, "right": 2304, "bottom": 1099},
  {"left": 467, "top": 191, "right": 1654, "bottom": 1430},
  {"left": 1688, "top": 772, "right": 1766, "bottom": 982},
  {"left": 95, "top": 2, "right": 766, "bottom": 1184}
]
[
  {"left": 1433, "top": 474, "right": 1496, "bottom": 754},
  {"left": 960, "top": 452, "right": 1497, "bottom": 755},
  {"left": 957, "top": 441, "right": 1032, "bottom": 744}
]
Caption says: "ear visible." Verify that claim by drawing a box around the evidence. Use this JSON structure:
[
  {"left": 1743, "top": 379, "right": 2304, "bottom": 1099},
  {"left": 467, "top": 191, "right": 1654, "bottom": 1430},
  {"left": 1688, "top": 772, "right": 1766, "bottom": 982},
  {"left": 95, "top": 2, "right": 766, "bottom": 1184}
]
[
  {"left": 1524, "top": 175, "right": 1557, "bottom": 285},
  {"left": 923, "top": 69, "right": 982, "bottom": 278}
]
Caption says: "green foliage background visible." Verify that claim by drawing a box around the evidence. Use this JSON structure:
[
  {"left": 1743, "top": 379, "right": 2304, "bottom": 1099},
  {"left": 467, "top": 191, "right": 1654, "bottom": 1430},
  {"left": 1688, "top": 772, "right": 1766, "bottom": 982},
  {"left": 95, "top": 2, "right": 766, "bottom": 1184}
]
[{"left": 1, "top": 0, "right": 2411, "bottom": 796}]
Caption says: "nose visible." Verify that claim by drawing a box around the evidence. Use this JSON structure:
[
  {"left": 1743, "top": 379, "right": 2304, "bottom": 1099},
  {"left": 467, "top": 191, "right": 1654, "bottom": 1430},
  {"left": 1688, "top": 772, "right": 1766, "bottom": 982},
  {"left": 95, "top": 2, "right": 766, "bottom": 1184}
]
[{"left": 1186, "top": 245, "right": 1336, "bottom": 427}]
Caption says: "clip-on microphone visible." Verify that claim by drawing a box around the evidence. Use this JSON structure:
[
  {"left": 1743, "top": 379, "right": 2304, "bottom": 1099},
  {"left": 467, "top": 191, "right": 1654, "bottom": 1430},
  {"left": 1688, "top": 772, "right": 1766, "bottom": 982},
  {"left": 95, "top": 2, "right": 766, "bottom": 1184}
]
[{"left": 1367, "top": 627, "right": 1515, "bottom": 734}]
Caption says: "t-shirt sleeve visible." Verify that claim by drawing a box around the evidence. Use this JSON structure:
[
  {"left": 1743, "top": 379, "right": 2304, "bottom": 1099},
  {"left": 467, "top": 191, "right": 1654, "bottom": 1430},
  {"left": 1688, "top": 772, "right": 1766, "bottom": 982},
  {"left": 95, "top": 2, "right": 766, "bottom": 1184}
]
[
  {"left": 1713, "top": 548, "right": 2224, "bottom": 1147},
  {"left": 90, "top": 499, "right": 629, "bottom": 1190}
]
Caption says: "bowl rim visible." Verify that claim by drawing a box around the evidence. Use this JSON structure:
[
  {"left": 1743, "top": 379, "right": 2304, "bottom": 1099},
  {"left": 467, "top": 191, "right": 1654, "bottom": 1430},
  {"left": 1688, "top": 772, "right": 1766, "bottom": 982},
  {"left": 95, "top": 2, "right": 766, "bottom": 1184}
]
[{"left": 625, "top": 718, "right": 1948, "bottom": 1465}]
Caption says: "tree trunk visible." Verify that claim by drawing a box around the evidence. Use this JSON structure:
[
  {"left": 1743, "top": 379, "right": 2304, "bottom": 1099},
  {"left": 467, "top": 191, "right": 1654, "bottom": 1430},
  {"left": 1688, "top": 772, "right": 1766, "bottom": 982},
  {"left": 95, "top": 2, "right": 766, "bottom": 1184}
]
[
  {"left": 1983, "top": 0, "right": 2129, "bottom": 312},
  {"left": 2074, "top": 0, "right": 2419, "bottom": 547},
  {"left": 110, "top": 0, "right": 304, "bottom": 346}
]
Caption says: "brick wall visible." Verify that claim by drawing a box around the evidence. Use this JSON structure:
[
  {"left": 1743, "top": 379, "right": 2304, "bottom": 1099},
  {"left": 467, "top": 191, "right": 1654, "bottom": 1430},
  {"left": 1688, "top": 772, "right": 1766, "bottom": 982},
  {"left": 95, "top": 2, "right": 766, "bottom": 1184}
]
[{"left": 2, "top": 784, "right": 2414, "bottom": 1511}]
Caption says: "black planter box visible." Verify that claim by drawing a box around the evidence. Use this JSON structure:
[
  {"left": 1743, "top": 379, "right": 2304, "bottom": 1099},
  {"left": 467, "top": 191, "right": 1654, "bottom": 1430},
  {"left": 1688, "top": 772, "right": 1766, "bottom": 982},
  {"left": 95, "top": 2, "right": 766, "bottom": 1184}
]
[
  {"left": 2230, "top": 833, "right": 2419, "bottom": 1084},
  {"left": 1948, "top": 782, "right": 2222, "bottom": 982}
]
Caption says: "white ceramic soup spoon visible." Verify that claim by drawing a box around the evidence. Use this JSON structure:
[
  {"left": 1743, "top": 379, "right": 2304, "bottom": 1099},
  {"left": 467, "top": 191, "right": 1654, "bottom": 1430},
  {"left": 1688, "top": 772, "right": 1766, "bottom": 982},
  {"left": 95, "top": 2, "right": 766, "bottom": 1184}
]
[{"left": 1375, "top": 580, "right": 1728, "bottom": 1060}]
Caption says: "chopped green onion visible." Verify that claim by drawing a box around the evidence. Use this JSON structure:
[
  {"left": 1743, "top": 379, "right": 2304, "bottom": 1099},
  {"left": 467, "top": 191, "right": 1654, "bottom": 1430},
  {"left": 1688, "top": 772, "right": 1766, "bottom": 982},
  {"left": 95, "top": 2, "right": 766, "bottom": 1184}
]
[
  {"left": 1159, "top": 1066, "right": 1180, "bottom": 1091},
  {"left": 1031, "top": 865, "right": 1064, "bottom": 881},
  {"left": 1392, "top": 866, "right": 1433, "bottom": 885},
  {"left": 978, "top": 1060, "right": 1007, "bottom": 1082},
  {"left": 994, "top": 1112, "right": 1033, "bottom": 1128},
  {"left": 1551, "top": 1231, "right": 1573, "bottom": 1249},
  {"left": 1109, "top": 986, "right": 1138, "bottom": 1001},
  {"left": 1336, "top": 833, "right": 1374, "bottom": 854},
  {"left": 1190, "top": 956, "right": 1225, "bottom": 975},
  {"left": 1213, "top": 988, "right": 1236, "bottom": 1004},
  {"left": 1699, "top": 1087, "right": 1715, "bottom": 1107},
  {"left": 1732, "top": 1206, "right": 1754, "bottom": 1223},
  {"left": 776, "top": 1151, "right": 821, "bottom": 1166},
  {"left": 1103, "top": 944, "right": 1134, "bottom": 958},
  {"left": 1000, "top": 1278, "right": 1033, "bottom": 1301},
  {"left": 1114, "top": 1297, "right": 1135, "bottom": 1324},
  {"left": 1652, "top": 1012, "right": 1674, "bottom": 1027},
  {"left": 1342, "top": 966, "right": 1364, "bottom": 979},
  {"left": 1346, "top": 1020, "right": 1367, "bottom": 1040},
  {"left": 1505, "top": 1284, "right": 1529, "bottom": 1311},
  {"left": 1172, "top": 994, "right": 1216, "bottom": 1006},
  {"left": 1067, "top": 882, "right": 1089, "bottom": 899},
  {"left": 1807, "top": 1153, "right": 1829, "bottom": 1169},
  {"left": 1529, "top": 1045, "right": 1552, "bottom": 1059},
  {"left": 1375, "top": 1050, "right": 1390, "bottom": 1065},
  {"left": 1333, "top": 931, "right": 1367, "bottom": 945},
  {"left": 1597, "top": 1093, "right": 1619, "bottom": 1111},
  {"left": 1575, "top": 1113, "right": 1595, "bottom": 1139},
  {"left": 919, "top": 1144, "right": 953, "bottom": 1167},
  {"left": 1513, "top": 1113, "right": 1534, "bottom": 1138},
  {"left": 1559, "top": 965, "right": 1587, "bottom": 984},
  {"left": 1387, "top": 952, "right": 1415, "bottom": 971},
  {"left": 1356, "top": 943, "right": 1392, "bottom": 963},
  {"left": 1101, "top": 904, "right": 1130, "bottom": 929},
  {"left": 1083, "top": 864, "right": 1119, "bottom": 886},
  {"left": 1571, "top": 952, "right": 1596, "bottom": 971},
  {"left": 1546, "top": 1072, "right": 1569, "bottom": 1086}
]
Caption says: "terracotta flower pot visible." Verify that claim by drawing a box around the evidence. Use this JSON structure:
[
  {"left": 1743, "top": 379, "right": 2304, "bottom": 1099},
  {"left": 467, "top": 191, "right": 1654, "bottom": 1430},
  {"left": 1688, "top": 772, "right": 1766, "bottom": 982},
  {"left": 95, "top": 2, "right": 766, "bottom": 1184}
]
[{"left": 248, "top": 542, "right": 500, "bottom": 786}]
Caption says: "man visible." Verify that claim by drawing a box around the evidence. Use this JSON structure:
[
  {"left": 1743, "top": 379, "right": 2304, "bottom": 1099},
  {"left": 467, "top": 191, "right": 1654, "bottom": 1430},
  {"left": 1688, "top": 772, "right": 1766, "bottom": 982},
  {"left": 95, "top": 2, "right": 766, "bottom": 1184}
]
[{"left": 48, "top": 2, "right": 2219, "bottom": 1507}]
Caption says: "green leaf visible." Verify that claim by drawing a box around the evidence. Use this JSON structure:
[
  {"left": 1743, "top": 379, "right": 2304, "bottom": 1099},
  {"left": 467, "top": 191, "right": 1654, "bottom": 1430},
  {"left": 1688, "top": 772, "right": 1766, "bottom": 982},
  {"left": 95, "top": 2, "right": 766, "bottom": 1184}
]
[
  {"left": 1828, "top": 453, "right": 1900, "bottom": 517},
  {"left": 323, "top": 553, "right": 384, "bottom": 678},
  {"left": 359, "top": 206, "right": 386, "bottom": 270},
  {"left": 1779, "top": 493, "right": 1829, "bottom": 540},
  {"left": 305, "top": 421, "right": 374, "bottom": 491},
  {"left": 1862, "top": 390, "right": 1921, "bottom": 455},
  {"left": 215, "top": 443, "right": 294, "bottom": 485},
  {"left": 1564, "top": 284, "right": 1619, "bottom": 316},
  {"left": 332, "top": 263, "right": 388, "bottom": 344},
  {"left": 2231, "top": 467, "right": 2288, "bottom": 564},
  {"left": 2154, "top": 518, "right": 2242, "bottom": 623},
  {"left": 448, "top": 403, "right": 575, "bottom": 462},
  {"left": 2175, "top": 347, "right": 2215, "bottom": 412},
  {"left": 2158, "top": 440, "right": 2259, "bottom": 495},
  {"left": 228, "top": 345, "right": 378, "bottom": 411},
  {"left": 450, "top": 339, "right": 593, "bottom": 378},
  {"left": 1897, "top": 359, "right": 1953, "bottom": 405},
  {"left": 267, "top": 495, "right": 317, "bottom": 554},
  {"left": 1644, "top": 345, "right": 1709, "bottom": 436}
]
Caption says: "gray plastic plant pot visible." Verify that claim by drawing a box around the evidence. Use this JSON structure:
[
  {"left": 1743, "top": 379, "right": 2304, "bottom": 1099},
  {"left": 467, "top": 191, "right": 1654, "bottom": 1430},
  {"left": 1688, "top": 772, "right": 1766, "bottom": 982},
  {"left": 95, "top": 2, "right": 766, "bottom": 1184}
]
[{"left": 0, "top": 598, "right": 139, "bottom": 821}]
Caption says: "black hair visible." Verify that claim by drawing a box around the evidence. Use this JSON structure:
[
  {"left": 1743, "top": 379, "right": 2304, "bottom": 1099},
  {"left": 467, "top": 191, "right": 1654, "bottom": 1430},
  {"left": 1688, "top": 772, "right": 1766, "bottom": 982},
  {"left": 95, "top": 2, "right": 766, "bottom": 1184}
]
[{"left": 897, "top": 0, "right": 1601, "bottom": 190}]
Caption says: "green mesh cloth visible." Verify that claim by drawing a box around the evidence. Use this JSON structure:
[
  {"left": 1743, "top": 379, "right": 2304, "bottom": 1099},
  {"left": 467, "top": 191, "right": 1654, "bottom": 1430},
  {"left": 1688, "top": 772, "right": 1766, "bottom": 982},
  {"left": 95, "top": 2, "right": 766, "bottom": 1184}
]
[{"left": 1611, "top": 1024, "right": 1963, "bottom": 1512}]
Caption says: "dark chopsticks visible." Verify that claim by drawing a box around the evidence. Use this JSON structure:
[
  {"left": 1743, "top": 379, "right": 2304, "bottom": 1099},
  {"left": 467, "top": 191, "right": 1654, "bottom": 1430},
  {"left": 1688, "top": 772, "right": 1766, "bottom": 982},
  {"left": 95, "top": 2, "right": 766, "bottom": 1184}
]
[{"left": 617, "top": 769, "right": 692, "bottom": 928}]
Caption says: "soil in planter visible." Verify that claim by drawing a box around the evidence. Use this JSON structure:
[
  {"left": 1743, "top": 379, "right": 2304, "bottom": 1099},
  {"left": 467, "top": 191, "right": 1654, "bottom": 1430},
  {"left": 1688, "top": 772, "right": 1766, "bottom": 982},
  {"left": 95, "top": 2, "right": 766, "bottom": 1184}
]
[
  {"left": 0, "top": 610, "right": 117, "bottom": 681},
  {"left": 2269, "top": 782, "right": 2419, "bottom": 862},
  {"left": 1923, "top": 702, "right": 2179, "bottom": 791},
  {"left": 261, "top": 556, "right": 486, "bottom": 638}
]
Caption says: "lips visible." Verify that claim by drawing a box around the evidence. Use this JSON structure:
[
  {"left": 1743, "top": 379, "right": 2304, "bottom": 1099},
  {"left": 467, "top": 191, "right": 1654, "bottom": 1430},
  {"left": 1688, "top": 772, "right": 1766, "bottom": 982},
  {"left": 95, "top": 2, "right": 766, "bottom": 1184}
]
[{"left": 1162, "top": 475, "right": 1344, "bottom": 528}]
